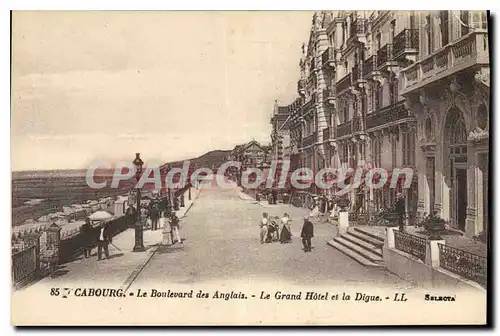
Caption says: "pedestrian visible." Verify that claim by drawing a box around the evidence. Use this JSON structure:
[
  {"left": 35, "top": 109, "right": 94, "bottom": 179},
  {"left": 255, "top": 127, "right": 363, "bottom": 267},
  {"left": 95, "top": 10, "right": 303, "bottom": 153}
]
[
  {"left": 259, "top": 212, "right": 269, "bottom": 244},
  {"left": 279, "top": 213, "right": 292, "bottom": 244},
  {"left": 300, "top": 215, "right": 314, "bottom": 253},
  {"left": 170, "top": 212, "right": 183, "bottom": 244},
  {"left": 96, "top": 221, "right": 112, "bottom": 260},
  {"left": 140, "top": 206, "right": 149, "bottom": 229},
  {"left": 81, "top": 218, "right": 93, "bottom": 258},
  {"left": 395, "top": 192, "right": 406, "bottom": 232},
  {"left": 160, "top": 211, "right": 173, "bottom": 245},
  {"left": 150, "top": 205, "right": 160, "bottom": 231}
]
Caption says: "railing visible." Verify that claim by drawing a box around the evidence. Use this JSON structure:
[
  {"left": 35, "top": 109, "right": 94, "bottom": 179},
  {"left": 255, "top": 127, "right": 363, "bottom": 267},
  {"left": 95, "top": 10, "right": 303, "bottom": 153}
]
[
  {"left": 438, "top": 244, "right": 487, "bottom": 287},
  {"left": 336, "top": 73, "right": 352, "bottom": 94},
  {"left": 12, "top": 245, "right": 38, "bottom": 287},
  {"left": 297, "top": 79, "right": 305, "bottom": 93},
  {"left": 363, "top": 55, "right": 377, "bottom": 77},
  {"left": 393, "top": 29, "right": 419, "bottom": 58},
  {"left": 58, "top": 214, "right": 135, "bottom": 264},
  {"left": 321, "top": 47, "right": 334, "bottom": 67},
  {"left": 350, "top": 19, "right": 367, "bottom": 38},
  {"left": 377, "top": 44, "right": 393, "bottom": 68},
  {"left": 402, "top": 31, "right": 489, "bottom": 92},
  {"left": 302, "top": 132, "right": 316, "bottom": 147},
  {"left": 336, "top": 121, "right": 352, "bottom": 138},
  {"left": 303, "top": 93, "right": 316, "bottom": 113},
  {"left": 394, "top": 230, "right": 426, "bottom": 261},
  {"left": 366, "top": 101, "right": 410, "bottom": 129},
  {"left": 322, "top": 127, "right": 331, "bottom": 141},
  {"left": 353, "top": 116, "right": 363, "bottom": 132}
]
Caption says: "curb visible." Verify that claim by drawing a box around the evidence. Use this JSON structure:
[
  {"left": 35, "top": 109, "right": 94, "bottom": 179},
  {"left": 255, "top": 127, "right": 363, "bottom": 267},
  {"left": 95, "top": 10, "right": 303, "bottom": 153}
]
[
  {"left": 120, "top": 246, "right": 159, "bottom": 293},
  {"left": 120, "top": 188, "right": 201, "bottom": 292}
]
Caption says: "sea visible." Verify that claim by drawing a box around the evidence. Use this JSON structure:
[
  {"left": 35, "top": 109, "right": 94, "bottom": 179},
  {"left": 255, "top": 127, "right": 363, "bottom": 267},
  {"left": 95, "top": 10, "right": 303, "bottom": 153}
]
[{"left": 11, "top": 169, "right": 136, "bottom": 227}]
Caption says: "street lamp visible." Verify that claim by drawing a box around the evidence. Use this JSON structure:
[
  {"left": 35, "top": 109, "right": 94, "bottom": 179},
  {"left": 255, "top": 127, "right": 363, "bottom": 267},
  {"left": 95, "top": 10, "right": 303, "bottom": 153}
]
[{"left": 133, "top": 153, "right": 145, "bottom": 252}]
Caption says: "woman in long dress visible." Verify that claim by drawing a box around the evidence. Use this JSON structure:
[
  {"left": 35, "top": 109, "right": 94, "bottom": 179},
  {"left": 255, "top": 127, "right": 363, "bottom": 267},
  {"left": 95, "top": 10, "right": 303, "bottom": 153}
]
[{"left": 279, "top": 213, "right": 292, "bottom": 244}]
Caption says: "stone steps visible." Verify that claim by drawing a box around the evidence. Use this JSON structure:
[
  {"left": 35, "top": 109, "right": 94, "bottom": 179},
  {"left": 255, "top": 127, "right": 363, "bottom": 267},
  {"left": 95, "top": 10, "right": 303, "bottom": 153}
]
[
  {"left": 326, "top": 239, "right": 385, "bottom": 268},
  {"left": 327, "top": 226, "right": 386, "bottom": 268}
]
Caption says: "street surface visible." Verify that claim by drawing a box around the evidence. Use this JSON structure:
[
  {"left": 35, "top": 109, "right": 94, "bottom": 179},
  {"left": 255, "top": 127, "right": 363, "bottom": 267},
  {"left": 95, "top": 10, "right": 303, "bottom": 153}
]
[{"left": 130, "top": 185, "right": 414, "bottom": 288}]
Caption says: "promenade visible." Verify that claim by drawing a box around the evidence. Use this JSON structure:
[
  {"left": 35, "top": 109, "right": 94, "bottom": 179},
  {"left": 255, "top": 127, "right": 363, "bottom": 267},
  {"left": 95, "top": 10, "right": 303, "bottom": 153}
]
[{"left": 12, "top": 187, "right": 202, "bottom": 297}]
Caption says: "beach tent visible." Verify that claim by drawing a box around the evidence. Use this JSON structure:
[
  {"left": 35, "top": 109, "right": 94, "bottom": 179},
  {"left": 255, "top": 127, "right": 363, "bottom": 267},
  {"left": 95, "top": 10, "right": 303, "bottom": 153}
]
[{"left": 88, "top": 210, "right": 114, "bottom": 222}]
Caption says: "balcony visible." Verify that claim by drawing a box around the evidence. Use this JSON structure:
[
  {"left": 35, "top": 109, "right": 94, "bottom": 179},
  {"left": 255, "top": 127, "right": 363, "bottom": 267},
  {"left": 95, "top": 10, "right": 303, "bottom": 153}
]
[
  {"left": 322, "top": 127, "right": 331, "bottom": 141},
  {"left": 363, "top": 55, "right": 379, "bottom": 78},
  {"left": 336, "top": 121, "right": 352, "bottom": 138},
  {"left": 302, "top": 132, "right": 317, "bottom": 148},
  {"left": 377, "top": 44, "right": 395, "bottom": 70},
  {"left": 401, "top": 31, "right": 489, "bottom": 95},
  {"left": 336, "top": 73, "right": 352, "bottom": 94},
  {"left": 393, "top": 29, "right": 419, "bottom": 60},
  {"left": 302, "top": 92, "right": 316, "bottom": 113},
  {"left": 365, "top": 101, "right": 411, "bottom": 130},
  {"left": 352, "top": 64, "right": 365, "bottom": 86},
  {"left": 321, "top": 47, "right": 335, "bottom": 69},
  {"left": 297, "top": 79, "right": 305, "bottom": 94},
  {"left": 322, "top": 88, "right": 336, "bottom": 105},
  {"left": 353, "top": 115, "right": 364, "bottom": 133},
  {"left": 347, "top": 19, "right": 368, "bottom": 45}
]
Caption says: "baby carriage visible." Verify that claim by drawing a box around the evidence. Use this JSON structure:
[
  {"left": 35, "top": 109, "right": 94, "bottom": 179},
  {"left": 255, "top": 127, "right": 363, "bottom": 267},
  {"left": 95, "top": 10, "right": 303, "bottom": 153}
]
[{"left": 266, "top": 216, "right": 280, "bottom": 242}]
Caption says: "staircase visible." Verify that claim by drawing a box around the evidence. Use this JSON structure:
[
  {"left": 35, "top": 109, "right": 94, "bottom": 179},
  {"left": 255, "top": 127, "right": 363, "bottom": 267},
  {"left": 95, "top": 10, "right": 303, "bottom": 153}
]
[{"left": 327, "top": 227, "right": 386, "bottom": 268}]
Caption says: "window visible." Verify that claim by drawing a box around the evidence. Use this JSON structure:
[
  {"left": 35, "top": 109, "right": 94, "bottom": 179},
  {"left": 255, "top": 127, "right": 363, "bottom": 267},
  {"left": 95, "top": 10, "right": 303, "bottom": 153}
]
[
  {"left": 343, "top": 102, "right": 349, "bottom": 123},
  {"left": 371, "top": 136, "right": 382, "bottom": 168},
  {"left": 390, "top": 77, "right": 399, "bottom": 104},
  {"left": 425, "top": 15, "right": 433, "bottom": 55},
  {"left": 391, "top": 135, "right": 397, "bottom": 167},
  {"left": 377, "top": 82, "right": 383, "bottom": 109},
  {"left": 440, "top": 11, "right": 449, "bottom": 47},
  {"left": 410, "top": 12, "right": 416, "bottom": 30},
  {"left": 402, "top": 131, "right": 415, "bottom": 166},
  {"left": 390, "top": 19, "right": 396, "bottom": 43},
  {"left": 341, "top": 144, "right": 349, "bottom": 164},
  {"left": 460, "top": 11, "right": 470, "bottom": 36},
  {"left": 376, "top": 32, "right": 381, "bottom": 51}
]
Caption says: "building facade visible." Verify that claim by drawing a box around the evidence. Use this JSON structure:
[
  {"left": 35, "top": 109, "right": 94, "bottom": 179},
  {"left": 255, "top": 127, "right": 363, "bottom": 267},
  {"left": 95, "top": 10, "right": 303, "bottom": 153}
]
[{"left": 273, "top": 10, "right": 489, "bottom": 238}]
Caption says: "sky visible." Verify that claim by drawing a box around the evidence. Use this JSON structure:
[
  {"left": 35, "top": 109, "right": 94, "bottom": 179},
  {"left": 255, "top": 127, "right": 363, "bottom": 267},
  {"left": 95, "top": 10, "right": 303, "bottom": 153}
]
[{"left": 11, "top": 11, "right": 313, "bottom": 171}]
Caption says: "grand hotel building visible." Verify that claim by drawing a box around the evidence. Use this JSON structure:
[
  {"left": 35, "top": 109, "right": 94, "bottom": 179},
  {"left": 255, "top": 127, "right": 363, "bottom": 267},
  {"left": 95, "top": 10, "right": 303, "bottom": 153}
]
[{"left": 271, "top": 10, "right": 489, "bottom": 238}]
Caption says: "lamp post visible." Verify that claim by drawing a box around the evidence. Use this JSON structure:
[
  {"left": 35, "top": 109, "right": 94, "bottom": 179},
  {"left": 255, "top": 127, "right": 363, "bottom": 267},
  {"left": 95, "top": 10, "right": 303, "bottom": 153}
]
[{"left": 133, "top": 153, "right": 145, "bottom": 252}]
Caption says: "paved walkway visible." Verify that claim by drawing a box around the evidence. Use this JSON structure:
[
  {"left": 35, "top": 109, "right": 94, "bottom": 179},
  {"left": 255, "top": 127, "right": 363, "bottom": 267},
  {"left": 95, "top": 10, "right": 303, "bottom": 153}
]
[
  {"left": 130, "top": 185, "right": 415, "bottom": 289},
  {"left": 12, "top": 187, "right": 202, "bottom": 297}
]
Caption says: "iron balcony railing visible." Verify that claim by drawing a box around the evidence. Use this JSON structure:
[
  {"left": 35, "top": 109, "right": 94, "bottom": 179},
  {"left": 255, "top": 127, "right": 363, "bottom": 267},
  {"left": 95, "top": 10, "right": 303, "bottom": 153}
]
[
  {"left": 366, "top": 101, "right": 410, "bottom": 129},
  {"left": 393, "top": 28, "right": 419, "bottom": 58},
  {"left": 336, "top": 121, "right": 352, "bottom": 138},
  {"left": 363, "top": 55, "right": 377, "bottom": 77},
  {"left": 377, "top": 44, "right": 393, "bottom": 68},
  {"left": 321, "top": 47, "right": 335, "bottom": 68},
  {"left": 336, "top": 73, "right": 352, "bottom": 94},
  {"left": 302, "top": 132, "right": 317, "bottom": 147},
  {"left": 350, "top": 19, "right": 368, "bottom": 38},
  {"left": 322, "top": 127, "right": 331, "bottom": 141},
  {"left": 297, "top": 79, "right": 305, "bottom": 93}
]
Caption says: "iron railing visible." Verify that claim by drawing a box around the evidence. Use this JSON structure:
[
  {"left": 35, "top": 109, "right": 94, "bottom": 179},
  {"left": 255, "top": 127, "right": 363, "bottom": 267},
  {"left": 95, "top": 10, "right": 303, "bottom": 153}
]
[
  {"left": 438, "top": 244, "right": 487, "bottom": 287},
  {"left": 12, "top": 245, "right": 37, "bottom": 287},
  {"left": 336, "top": 121, "right": 352, "bottom": 138},
  {"left": 337, "top": 73, "right": 352, "bottom": 94},
  {"left": 377, "top": 44, "right": 393, "bottom": 68},
  {"left": 363, "top": 55, "right": 377, "bottom": 77},
  {"left": 366, "top": 101, "right": 410, "bottom": 129},
  {"left": 302, "top": 132, "right": 317, "bottom": 147},
  {"left": 321, "top": 47, "right": 335, "bottom": 67},
  {"left": 393, "top": 28, "right": 419, "bottom": 58},
  {"left": 394, "top": 230, "right": 426, "bottom": 262}
]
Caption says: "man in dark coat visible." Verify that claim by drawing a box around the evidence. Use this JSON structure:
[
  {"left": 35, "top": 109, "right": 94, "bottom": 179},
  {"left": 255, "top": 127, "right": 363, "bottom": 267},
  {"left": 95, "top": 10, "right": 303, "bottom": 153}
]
[
  {"left": 150, "top": 205, "right": 160, "bottom": 231},
  {"left": 395, "top": 192, "right": 406, "bottom": 232},
  {"left": 300, "top": 215, "right": 314, "bottom": 252},
  {"left": 96, "top": 222, "right": 113, "bottom": 260},
  {"left": 81, "top": 218, "right": 93, "bottom": 258}
]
